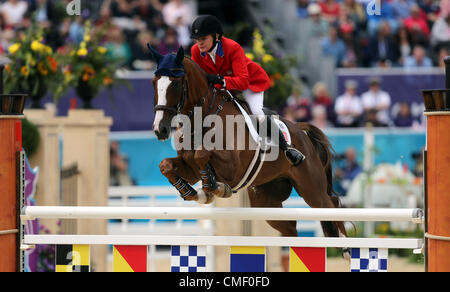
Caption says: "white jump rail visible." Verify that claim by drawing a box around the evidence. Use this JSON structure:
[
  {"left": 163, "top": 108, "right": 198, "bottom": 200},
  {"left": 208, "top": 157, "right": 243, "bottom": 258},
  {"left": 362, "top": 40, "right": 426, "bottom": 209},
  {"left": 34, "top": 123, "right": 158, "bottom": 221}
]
[
  {"left": 23, "top": 235, "right": 423, "bottom": 251},
  {"left": 21, "top": 207, "right": 424, "bottom": 223}
]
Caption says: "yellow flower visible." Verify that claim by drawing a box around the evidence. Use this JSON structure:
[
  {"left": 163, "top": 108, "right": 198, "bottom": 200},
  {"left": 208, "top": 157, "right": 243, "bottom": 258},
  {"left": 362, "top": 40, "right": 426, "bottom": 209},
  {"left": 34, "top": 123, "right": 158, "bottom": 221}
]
[
  {"left": 31, "top": 40, "right": 44, "bottom": 52},
  {"left": 77, "top": 48, "right": 88, "bottom": 57},
  {"left": 245, "top": 53, "right": 255, "bottom": 60},
  {"left": 20, "top": 66, "right": 29, "bottom": 77},
  {"left": 80, "top": 42, "right": 86, "bottom": 48},
  {"left": 8, "top": 43, "right": 21, "bottom": 54},
  {"left": 262, "top": 54, "right": 274, "bottom": 63},
  {"left": 83, "top": 34, "right": 91, "bottom": 42},
  {"left": 97, "top": 47, "right": 107, "bottom": 54}
]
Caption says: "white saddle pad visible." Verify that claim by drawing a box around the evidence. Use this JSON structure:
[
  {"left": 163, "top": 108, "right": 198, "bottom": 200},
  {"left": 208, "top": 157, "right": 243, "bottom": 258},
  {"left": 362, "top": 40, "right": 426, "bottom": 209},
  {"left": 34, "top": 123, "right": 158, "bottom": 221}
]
[{"left": 233, "top": 100, "right": 292, "bottom": 147}]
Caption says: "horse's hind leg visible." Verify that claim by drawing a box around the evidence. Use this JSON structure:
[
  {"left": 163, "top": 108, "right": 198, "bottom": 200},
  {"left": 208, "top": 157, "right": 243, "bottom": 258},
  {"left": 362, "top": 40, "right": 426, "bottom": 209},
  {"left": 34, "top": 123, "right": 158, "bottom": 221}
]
[
  {"left": 247, "top": 179, "right": 297, "bottom": 237},
  {"left": 289, "top": 166, "right": 344, "bottom": 238}
]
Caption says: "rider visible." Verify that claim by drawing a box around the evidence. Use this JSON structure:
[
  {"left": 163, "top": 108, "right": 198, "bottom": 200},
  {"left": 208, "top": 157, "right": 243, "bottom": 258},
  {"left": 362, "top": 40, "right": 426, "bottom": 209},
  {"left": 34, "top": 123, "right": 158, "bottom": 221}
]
[{"left": 190, "top": 15, "right": 306, "bottom": 166}]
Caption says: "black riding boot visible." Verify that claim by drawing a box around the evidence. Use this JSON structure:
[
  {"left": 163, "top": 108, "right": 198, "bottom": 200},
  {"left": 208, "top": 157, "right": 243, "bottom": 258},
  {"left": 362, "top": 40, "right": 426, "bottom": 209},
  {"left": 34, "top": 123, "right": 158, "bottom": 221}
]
[{"left": 265, "top": 115, "right": 306, "bottom": 166}]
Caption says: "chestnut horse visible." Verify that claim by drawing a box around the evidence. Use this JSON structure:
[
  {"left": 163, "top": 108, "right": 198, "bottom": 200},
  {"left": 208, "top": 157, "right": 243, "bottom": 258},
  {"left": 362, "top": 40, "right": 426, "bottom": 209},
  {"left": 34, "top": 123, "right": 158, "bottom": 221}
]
[{"left": 149, "top": 46, "right": 348, "bottom": 246}]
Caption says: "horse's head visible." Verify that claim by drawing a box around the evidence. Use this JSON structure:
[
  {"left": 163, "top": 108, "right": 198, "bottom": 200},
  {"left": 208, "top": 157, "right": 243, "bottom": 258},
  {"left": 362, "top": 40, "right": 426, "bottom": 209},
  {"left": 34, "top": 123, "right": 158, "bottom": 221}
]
[{"left": 149, "top": 45, "right": 186, "bottom": 141}]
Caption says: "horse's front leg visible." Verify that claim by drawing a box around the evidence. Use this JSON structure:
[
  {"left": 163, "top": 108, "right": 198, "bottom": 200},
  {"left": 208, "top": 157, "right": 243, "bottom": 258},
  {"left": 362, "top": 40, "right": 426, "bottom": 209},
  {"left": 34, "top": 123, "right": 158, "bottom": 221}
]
[
  {"left": 194, "top": 150, "right": 232, "bottom": 199},
  {"left": 159, "top": 157, "right": 215, "bottom": 204}
]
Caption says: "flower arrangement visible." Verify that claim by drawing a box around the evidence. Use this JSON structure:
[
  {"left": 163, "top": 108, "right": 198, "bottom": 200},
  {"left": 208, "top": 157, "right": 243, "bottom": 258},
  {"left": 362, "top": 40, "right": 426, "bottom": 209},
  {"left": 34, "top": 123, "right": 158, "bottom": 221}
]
[
  {"left": 61, "top": 21, "right": 120, "bottom": 108},
  {"left": 245, "top": 29, "right": 299, "bottom": 110},
  {"left": 4, "top": 23, "right": 66, "bottom": 108}
]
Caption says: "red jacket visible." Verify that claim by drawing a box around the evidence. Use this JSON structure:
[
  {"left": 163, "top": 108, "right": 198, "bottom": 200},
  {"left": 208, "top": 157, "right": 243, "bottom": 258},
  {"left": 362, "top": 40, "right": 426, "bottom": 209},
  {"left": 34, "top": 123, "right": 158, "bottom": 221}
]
[{"left": 191, "top": 37, "right": 271, "bottom": 93}]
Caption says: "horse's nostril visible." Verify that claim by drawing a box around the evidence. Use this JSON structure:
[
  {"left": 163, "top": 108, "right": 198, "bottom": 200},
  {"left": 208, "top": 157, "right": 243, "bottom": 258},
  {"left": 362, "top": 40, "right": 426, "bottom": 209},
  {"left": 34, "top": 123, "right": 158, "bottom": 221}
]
[{"left": 161, "top": 127, "right": 168, "bottom": 136}]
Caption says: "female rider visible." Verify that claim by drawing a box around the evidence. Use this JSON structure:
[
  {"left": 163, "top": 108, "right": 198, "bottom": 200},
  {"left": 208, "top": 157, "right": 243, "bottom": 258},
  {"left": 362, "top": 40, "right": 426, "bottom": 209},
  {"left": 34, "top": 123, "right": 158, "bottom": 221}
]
[{"left": 190, "top": 15, "right": 305, "bottom": 166}]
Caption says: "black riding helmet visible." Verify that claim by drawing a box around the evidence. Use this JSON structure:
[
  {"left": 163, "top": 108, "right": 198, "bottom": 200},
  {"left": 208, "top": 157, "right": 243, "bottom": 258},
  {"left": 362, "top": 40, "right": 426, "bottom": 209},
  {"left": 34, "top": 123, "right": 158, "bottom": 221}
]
[{"left": 190, "top": 15, "right": 223, "bottom": 40}]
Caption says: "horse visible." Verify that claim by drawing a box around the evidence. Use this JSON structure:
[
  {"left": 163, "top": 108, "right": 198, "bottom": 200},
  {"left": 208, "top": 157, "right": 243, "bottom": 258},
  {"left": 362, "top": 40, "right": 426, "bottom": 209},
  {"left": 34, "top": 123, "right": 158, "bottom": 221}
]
[{"left": 148, "top": 45, "right": 348, "bottom": 250}]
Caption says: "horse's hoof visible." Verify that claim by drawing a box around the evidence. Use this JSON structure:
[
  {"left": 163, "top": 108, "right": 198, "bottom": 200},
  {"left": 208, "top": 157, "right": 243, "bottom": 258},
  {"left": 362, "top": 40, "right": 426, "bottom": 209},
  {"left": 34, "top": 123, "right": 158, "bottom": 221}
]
[
  {"left": 210, "top": 182, "right": 233, "bottom": 198},
  {"left": 195, "top": 189, "right": 215, "bottom": 204}
]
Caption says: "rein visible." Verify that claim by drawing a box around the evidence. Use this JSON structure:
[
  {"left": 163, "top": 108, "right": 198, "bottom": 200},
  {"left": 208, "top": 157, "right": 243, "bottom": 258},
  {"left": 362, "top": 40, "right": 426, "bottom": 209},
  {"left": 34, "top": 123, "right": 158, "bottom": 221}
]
[{"left": 154, "top": 70, "right": 234, "bottom": 118}]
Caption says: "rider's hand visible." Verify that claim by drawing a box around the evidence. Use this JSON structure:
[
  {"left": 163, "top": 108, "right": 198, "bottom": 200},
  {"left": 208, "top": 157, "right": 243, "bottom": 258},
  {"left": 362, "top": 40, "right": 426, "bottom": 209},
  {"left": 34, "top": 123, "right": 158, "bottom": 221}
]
[{"left": 206, "top": 74, "right": 225, "bottom": 87}]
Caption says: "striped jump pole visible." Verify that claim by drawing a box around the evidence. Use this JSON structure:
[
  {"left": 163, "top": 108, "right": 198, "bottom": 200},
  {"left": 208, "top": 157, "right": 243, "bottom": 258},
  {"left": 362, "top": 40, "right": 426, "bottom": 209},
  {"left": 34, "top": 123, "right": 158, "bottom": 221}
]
[
  {"left": 0, "top": 64, "right": 26, "bottom": 272},
  {"left": 421, "top": 56, "right": 450, "bottom": 272}
]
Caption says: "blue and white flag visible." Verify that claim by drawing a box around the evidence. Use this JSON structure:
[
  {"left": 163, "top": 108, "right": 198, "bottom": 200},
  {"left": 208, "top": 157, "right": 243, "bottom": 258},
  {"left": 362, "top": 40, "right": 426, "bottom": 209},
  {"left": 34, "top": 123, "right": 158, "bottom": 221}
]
[
  {"left": 351, "top": 248, "right": 388, "bottom": 272},
  {"left": 171, "top": 246, "right": 207, "bottom": 272}
]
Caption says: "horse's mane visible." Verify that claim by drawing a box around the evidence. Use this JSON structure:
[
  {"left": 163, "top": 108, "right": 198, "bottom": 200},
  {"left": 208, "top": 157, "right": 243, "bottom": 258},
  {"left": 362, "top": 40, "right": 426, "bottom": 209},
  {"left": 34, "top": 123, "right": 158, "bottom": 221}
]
[{"left": 182, "top": 55, "right": 207, "bottom": 78}]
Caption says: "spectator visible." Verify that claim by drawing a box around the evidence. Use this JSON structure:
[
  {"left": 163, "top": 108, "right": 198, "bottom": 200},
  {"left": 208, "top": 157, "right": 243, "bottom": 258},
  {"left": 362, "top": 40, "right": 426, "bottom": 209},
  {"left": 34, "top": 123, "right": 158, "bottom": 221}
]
[
  {"left": 0, "top": 0, "right": 28, "bottom": 28},
  {"left": 156, "top": 27, "right": 179, "bottom": 55},
  {"left": 321, "top": 25, "right": 346, "bottom": 67},
  {"left": 361, "top": 77, "right": 392, "bottom": 126},
  {"left": 304, "top": 3, "right": 329, "bottom": 39},
  {"left": 403, "top": 4, "right": 430, "bottom": 44},
  {"left": 312, "top": 81, "right": 335, "bottom": 124},
  {"left": 173, "top": 15, "right": 191, "bottom": 49},
  {"left": 69, "top": 16, "right": 85, "bottom": 45},
  {"left": 404, "top": 45, "right": 433, "bottom": 67},
  {"left": 335, "top": 80, "right": 363, "bottom": 127},
  {"left": 367, "top": 21, "right": 399, "bottom": 67},
  {"left": 318, "top": 0, "right": 341, "bottom": 23},
  {"left": 284, "top": 88, "right": 312, "bottom": 122},
  {"left": 431, "top": 13, "right": 450, "bottom": 50},
  {"left": 396, "top": 26, "right": 413, "bottom": 65},
  {"left": 362, "top": 108, "right": 389, "bottom": 127},
  {"left": 311, "top": 105, "right": 333, "bottom": 130},
  {"left": 333, "top": 147, "right": 362, "bottom": 196},
  {"left": 340, "top": 23, "right": 360, "bottom": 67},
  {"left": 297, "top": 0, "right": 311, "bottom": 19},
  {"left": 161, "top": 0, "right": 192, "bottom": 28},
  {"left": 110, "top": 141, "right": 135, "bottom": 186},
  {"left": 341, "top": 0, "right": 366, "bottom": 31},
  {"left": 130, "top": 30, "right": 156, "bottom": 70},
  {"left": 105, "top": 27, "right": 132, "bottom": 66},
  {"left": 394, "top": 102, "right": 414, "bottom": 127}
]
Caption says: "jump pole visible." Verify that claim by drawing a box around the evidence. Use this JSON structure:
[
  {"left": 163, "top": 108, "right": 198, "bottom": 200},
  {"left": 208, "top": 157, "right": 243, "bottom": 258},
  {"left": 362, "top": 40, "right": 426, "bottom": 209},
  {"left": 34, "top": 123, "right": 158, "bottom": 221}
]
[
  {"left": 421, "top": 57, "right": 450, "bottom": 272},
  {"left": 0, "top": 64, "right": 26, "bottom": 272}
]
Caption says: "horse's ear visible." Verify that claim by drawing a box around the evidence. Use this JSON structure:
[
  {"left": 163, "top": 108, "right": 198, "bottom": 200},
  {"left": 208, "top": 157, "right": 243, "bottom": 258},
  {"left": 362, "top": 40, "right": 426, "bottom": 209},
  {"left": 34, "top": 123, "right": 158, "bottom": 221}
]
[
  {"left": 147, "top": 44, "right": 164, "bottom": 66},
  {"left": 175, "top": 46, "right": 184, "bottom": 66}
]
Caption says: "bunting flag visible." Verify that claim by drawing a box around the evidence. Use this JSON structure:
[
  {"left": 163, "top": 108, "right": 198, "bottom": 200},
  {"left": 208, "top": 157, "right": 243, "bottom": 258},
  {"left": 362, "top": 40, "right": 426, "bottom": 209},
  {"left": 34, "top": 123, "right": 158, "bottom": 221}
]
[
  {"left": 350, "top": 248, "right": 388, "bottom": 272},
  {"left": 230, "top": 246, "right": 266, "bottom": 272},
  {"left": 113, "top": 245, "right": 148, "bottom": 272},
  {"left": 55, "top": 245, "right": 90, "bottom": 272},
  {"left": 171, "top": 246, "right": 207, "bottom": 272},
  {"left": 289, "top": 247, "right": 326, "bottom": 272}
]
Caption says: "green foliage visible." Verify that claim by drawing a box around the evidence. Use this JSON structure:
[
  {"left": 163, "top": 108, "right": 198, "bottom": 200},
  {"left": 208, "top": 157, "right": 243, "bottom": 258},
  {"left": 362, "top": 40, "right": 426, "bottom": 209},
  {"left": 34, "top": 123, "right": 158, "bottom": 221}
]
[
  {"left": 22, "top": 118, "right": 40, "bottom": 158},
  {"left": 4, "top": 21, "right": 66, "bottom": 101},
  {"left": 244, "top": 29, "right": 300, "bottom": 110},
  {"left": 59, "top": 21, "right": 121, "bottom": 98}
]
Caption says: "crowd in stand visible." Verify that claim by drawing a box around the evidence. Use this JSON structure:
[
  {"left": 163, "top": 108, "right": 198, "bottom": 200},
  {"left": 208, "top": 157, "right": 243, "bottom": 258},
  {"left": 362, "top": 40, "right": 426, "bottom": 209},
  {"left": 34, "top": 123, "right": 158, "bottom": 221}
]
[
  {"left": 0, "top": 0, "right": 194, "bottom": 70},
  {"left": 297, "top": 0, "right": 448, "bottom": 68},
  {"left": 282, "top": 0, "right": 445, "bottom": 129}
]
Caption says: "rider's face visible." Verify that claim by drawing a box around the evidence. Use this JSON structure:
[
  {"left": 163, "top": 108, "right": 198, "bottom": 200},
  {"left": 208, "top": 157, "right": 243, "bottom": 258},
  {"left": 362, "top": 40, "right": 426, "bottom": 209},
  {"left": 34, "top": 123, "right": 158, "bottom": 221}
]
[{"left": 195, "top": 35, "right": 216, "bottom": 53}]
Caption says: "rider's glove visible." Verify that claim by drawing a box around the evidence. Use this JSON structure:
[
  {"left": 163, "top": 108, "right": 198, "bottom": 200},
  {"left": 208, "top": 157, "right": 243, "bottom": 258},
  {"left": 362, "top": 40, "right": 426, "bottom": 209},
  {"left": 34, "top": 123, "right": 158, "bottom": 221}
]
[{"left": 206, "top": 74, "right": 225, "bottom": 87}]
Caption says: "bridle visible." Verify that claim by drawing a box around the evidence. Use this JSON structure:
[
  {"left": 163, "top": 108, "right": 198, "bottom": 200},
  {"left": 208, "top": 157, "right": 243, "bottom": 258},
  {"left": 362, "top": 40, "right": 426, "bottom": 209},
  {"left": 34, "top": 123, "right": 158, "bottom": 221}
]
[{"left": 154, "top": 69, "right": 231, "bottom": 118}]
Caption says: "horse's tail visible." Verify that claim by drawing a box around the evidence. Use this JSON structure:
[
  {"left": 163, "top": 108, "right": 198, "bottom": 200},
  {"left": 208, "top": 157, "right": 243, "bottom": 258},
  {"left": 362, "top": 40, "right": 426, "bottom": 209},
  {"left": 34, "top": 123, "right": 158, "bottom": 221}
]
[{"left": 296, "top": 123, "right": 336, "bottom": 197}]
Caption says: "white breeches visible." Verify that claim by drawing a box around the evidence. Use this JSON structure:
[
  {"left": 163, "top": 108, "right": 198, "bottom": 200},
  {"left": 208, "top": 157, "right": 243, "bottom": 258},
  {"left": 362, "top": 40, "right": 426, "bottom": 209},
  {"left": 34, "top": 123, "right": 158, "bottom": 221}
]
[{"left": 243, "top": 89, "right": 265, "bottom": 117}]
